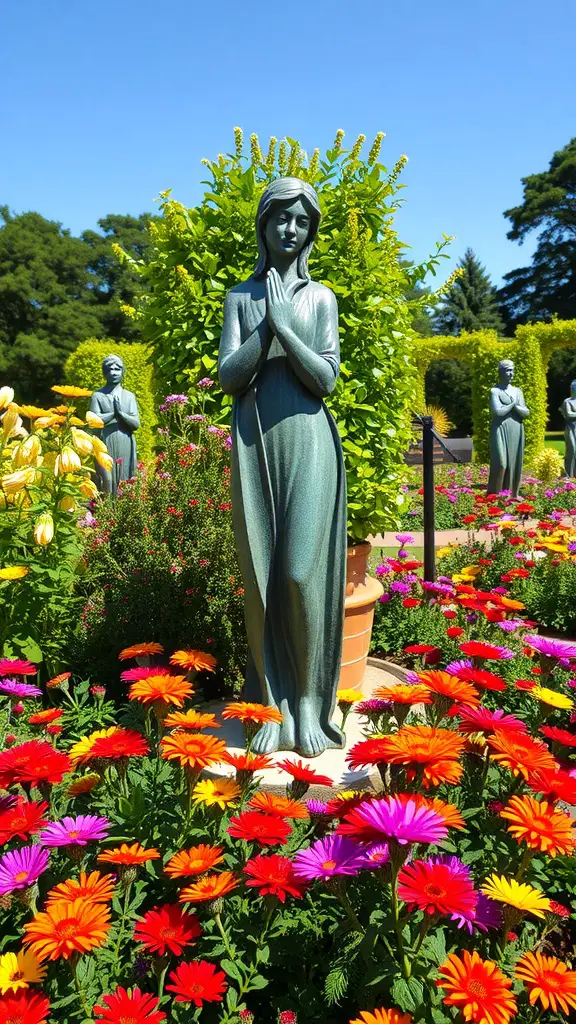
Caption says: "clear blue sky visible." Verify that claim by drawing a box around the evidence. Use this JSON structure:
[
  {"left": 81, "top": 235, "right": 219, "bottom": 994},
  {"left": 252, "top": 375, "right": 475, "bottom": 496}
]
[{"left": 2, "top": 0, "right": 574, "bottom": 286}]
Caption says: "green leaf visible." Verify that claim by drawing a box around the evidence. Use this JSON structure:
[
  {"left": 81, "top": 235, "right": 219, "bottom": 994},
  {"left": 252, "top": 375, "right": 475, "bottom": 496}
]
[{"left": 220, "top": 959, "right": 244, "bottom": 984}]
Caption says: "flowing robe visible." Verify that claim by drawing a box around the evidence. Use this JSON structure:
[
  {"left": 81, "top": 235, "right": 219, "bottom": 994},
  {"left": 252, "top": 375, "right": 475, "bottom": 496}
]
[
  {"left": 89, "top": 386, "right": 140, "bottom": 495},
  {"left": 487, "top": 385, "right": 529, "bottom": 497},
  {"left": 561, "top": 398, "right": 576, "bottom": 478},
  {"left": 218, "top": 277, "right": 347, "bottom": 756}
]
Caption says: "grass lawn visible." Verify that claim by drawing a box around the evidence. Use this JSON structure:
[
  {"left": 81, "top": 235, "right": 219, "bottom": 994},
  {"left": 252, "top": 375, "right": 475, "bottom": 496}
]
[{"left": 545, "top": 431, "right": 565, "bottom": 456}]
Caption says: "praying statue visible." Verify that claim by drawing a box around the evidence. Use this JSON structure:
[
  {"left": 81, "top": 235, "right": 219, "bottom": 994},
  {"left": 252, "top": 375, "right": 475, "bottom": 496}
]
[
  {"left": 218, "top": 177, "right": 347, "bottom": 758},
  {"left": 89, "top": 354, "right": 140, "bottom": 496},
  {"left": 561, "top": 380, "right": 576, "bottom": 478},
  {"left": 487, "top": 359, "right": 530, "bottom": 498}
]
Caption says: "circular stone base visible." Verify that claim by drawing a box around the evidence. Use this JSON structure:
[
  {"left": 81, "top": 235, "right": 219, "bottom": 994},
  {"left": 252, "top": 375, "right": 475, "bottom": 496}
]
[{"left": 203, "top": 659, "right": 406, "bottom": 794}]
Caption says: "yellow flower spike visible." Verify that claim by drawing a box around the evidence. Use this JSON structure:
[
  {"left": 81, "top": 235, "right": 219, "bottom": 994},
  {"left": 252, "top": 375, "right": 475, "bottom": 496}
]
[
  {"left": 70, "top": 427, "right": 94, "bottom": 455},
  {"left": 13, "top": 434, "right": 42, "bottom": 467},
  {"left": 33, "top": 511, "right": 54, "bottom": 546},
  {"left": 54, "top": 446, "right": 81, "bottom": 475},
  {"left": 0, "top": 387, "right": 14, "bottom": 411},
  {"left": 0, "top": 566, "right": 29, "bottom": 581},
  {"left": 85, "top": 410, "right": 105, "bottom": 429}
]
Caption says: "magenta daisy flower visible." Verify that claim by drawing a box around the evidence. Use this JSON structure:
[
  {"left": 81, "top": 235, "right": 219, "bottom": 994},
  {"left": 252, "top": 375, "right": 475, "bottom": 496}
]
[
  {"left": 359, "top": 843, "right": 390, "bottom": 869},
  {"left": 0, "top": 678, "right": 43, "bottom": 699},
  {"left": 38, "top": 814, "right": 110, "bottom": 847},
  {"left": 457, "top": 892, "right": 502, "bottom": 934},
  {"left": 524, "top": 634, "right": 576, "bottom": 660},
  {"left": 306, "top": 799, "right": 330, "bottom": 817},
  {"left": 496, "top": 620, "right": 525, "bottom": 633},
  {"left": 0, "top": 844, "right": 49, "bottom": 894},
  {"left": 120, "top": 665, "right": 170, "bottom": 683},
  {"left": 446, "top": 658, "right": 474, "bottom": 676},
  {"left": 293, "top": 835, "right": 367, "bottom": 881},
  {"left": 456, "top": 705, "right": 527, "bottom": 735},
  {"left": 354, "top": 698, "right": 392, "bottom": 718},
  {"left": 0, "top": 658, "right": 37, "bottom": 676},
  {"left": 337, "top": 796, "right": 448, "bottom": 846},
  {"left": 395, "top": 533, "right": 414, "bottom": 545}
]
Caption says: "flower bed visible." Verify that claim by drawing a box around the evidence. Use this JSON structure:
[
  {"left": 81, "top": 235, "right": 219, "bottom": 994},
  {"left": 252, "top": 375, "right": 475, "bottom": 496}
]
[{"left": 1, "top": 596, "right": 575, "bottom": 1022}]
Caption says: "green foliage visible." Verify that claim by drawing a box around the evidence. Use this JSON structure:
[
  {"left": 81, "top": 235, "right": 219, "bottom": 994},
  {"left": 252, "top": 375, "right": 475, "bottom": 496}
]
[
  {"left": 64, "top": 339, "right": 157, "bottom": 463},
  {"left": 425, "top": 358, "right": 473, "bottom": 435},
  {"left": 499, "top": 137, "right": 576, "bottom": 328},
  {"left": 433, "top": 247, "right": 504, "bottom": 335},
  {"left": 81, "top": 213, "right": 157, "bottom": 340},
  {"left": 131, "top": 129, "right": 451, "bottom": 540},
  {"left": 73, "top": 403, "right": 245, "bottom": 694}
]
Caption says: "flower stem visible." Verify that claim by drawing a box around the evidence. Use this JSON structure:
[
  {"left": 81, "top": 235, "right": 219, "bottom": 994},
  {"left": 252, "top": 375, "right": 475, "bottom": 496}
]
[
  {"left": 337, "top": 888, "right": 365, "bottom": 933},
  {"left": 390, "top": 873, "right": 411, "bottom": 979},
  {"left": 214, "top": 911, "right": 235, "bottom": 959},
  {"left": 113, "top": 880, "right": 132, "bottom": 961}
]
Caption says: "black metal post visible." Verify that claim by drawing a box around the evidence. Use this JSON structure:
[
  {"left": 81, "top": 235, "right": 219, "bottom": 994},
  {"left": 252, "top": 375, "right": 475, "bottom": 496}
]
[{"left": 422, "top": 416, "right": 435, "bottom": 582}]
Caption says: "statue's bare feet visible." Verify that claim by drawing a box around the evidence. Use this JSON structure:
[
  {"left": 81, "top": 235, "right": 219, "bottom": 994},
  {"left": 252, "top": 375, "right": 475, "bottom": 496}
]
[
  {"left": 296, "top": 698, "right": 345, "bottom": 758},
  {"left": 278, "top": 704, "right": 296, "bottom": 750},
  {"left": 252, "top": 721, "right": 281, "bottom": 754}
]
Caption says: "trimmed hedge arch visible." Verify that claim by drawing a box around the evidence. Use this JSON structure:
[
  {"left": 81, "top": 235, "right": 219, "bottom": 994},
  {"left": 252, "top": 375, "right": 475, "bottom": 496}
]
[{"left": 412, "top": 320, "right": 576, "bottom": 465}]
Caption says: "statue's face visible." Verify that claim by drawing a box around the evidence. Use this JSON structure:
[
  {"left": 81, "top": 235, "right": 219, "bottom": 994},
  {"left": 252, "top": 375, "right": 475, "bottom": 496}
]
[
  {"left": 104, "top": 361, "right": 123, "bottom": 385},
  {"left": 500, "top": 362, "right": 514, "bottom": 384},
  {"left": 264, "top": 198, "right": 311, "bottom": 260}
]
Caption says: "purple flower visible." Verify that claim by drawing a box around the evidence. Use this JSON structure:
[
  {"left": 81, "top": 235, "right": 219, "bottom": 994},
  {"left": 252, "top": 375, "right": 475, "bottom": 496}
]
[
  {"left": 568, "top": 542, "right": 576, "bottom": 554},
  {"left": 359, "top": 843, "right": 390, "bottom": 869},
  {"left": 379, "top": 593, "right": 391, "bottom": 605},
  {"left": 446, "top": 659, "right": 473, "bottom": 676},
  {"left": 165, "top": 394, "right": 188, "bottom": 405},
  {"left": 0, "top": 845, "right": 50, "bottom": 894},
  {"left": 397, "top": 549, "right": 409, "bottom": 560},
  {"left": 293, "top": 835, "right": 367, "bottom": 880},
  {"left": 354, "top": 698, "right": 392, "bottom": 717},
  {"left": 390, "top": 581, "right": 411, "bottom": 595},
  {"left": 78, "top": 511, "right": 98, "bottom": 529},
  {"left": 458, "top": 892, "right": 502, "bottom": 934},
  {"left": 342, "top": 796, "right": 448, "bottom": 846},
  {"left": 224, "top": 435, "right": 233, "bottom": 450},
  {"left": 0, "top": 678, "right": 42, "bottom": 699},
  {"left": 395, "top": 533, "right": 414, "bottom": 546},
  {"left": 39, "top": 814, "right": 110, "bottom": 848},
  {"left": 422, "top": 581, "right": 454, "bottom": 595},
  {"left": 496, "top": 619, "right": 524, "bottom": 633},
  {"left": 305, "top": 799, "right": 330, "bottom": 817},
  {"left": 524, "top": 635, "right": 576, "bottom": 660},
  {"left": 186, "top": 414, "right": 206, "bottom": 422},
  {"left": 375, "top": 564, "right": 392, "bottom": 577},
  {"left": 196, "top": 377, "right": 214, "bottom": 389},
  {"left": 0, "top": 796, "right": 17, "bottom": 812}
]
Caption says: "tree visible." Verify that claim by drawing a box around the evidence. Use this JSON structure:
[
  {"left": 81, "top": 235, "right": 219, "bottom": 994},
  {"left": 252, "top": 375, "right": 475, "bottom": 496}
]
[
  {"left": 425, "top": 359, "right": 472, "bottom": 435},
  {"left": 82, "top": 213, "right": 156, "bottom": 340},
  {"left": 498, "top": 138, "right": 576, "bottom": 329},
  {"left": 433, "top": 247, "right": 504, "bottom": 335}
]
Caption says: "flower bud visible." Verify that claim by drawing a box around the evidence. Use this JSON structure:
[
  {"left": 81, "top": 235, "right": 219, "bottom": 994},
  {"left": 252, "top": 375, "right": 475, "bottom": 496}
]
[
  {"left": 1, "top": 468, "right": 35, "bottom": 494},
  {"left": 95, "top": 450, "right": 114, "bottom": 472},
  {"left": 2, "top": 406, "right": 22, "bottom": 439},
  {"left": 91, "top": 436, "right": 107, "bottom": 454},
  {"left": 55, "top": 446, "right": 81, "bottom": 475},
  {"left": 85, "top": 411, "right": 105, "bottom": 429},
  {"left": 34, "top": 511, "right": 54, "bottom": 546},
  {"left": 78, "top": 478, "right": 99, "bottom": 500},
  {"left": 71, "top": 427, "right": 93, "bottom": 455},
  {"left": 58, "top": 496, "right": 76, "bottom": 512},
  {"left": 13, "top": 434, "right": 41, "bottom": 467},
  {"left": 0, "top": 386, "right": 14, "bottom": 411},
  {"left": 12, "top": 703, "right": 24, "bottom": 715}
]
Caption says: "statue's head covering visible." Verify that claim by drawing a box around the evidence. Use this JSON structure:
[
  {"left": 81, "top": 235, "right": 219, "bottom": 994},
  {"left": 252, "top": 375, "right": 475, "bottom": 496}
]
[
  {"left": 253, "top": 177, "right": 321, "bottom": 281},
  {"left": 498, "top": 359, "right": 514, "bottom": 371},
  {"left": 102, "top": 354, "right": 125, "bottom": 375}
]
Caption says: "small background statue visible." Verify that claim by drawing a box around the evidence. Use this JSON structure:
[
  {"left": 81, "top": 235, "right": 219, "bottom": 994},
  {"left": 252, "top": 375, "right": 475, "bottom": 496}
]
[
  {"left": 89, "top": 354, "right": 140, "bottom": 495},
  {"left": 218, "top": 176, "right": 347, "bottom": 758},
  {"left": 487, "top": 358, "right": 530, "bottom": 498},
  {"left": 561, "top": 380, "right": 576, "bottom": 478}
]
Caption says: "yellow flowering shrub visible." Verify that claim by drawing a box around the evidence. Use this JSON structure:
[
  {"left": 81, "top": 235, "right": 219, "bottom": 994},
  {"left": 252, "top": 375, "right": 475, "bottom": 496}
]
[{"left": 0, "top": 384, "right": 109, "bottom": 669}]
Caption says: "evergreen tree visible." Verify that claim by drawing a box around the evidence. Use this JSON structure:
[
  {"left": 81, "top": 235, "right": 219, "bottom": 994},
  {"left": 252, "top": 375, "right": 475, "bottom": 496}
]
[{"left": 433, "top": 248, "right": 504, "bottom": 335}]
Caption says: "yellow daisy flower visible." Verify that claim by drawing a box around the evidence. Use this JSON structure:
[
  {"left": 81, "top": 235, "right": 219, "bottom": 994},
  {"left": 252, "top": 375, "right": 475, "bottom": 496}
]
[
  {"left": 0, "top": 949, "right": 46, "bottom": 993},
  {"left": 50, "top": 385, "right": 93, "bottom": 398},
  {"left": 530, "top": 686, "right": 574, "bottom": 711},
  {"left": 480, "top": 874, "right": 551, "bottom": 919},
  {"left": 192, "top": 777, "right": 241, "bottom": 810},
  {"left": 0, "top": 566, "right": 29, "bottom": 580}
]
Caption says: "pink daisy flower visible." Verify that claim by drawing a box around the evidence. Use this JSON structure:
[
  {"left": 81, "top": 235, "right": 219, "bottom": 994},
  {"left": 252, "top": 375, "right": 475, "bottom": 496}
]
[
  {"left": 293, "top": 835, "right": 367, "bottom": 881},
  {"left": 38, "top": 814, "right": 110, "bottom": 847},
  {"left": 0, "top": 658, "right": 37, "bottom": 677},
  {"left": 120, "top": 665, "right": 171, "bottom": 683},
  {"left": 337, "top": 796, "right": 448, "bottom": 846},
  {"left": 0, "top": 844, "right": 49, "bottom": 894},
  {"left": 524, "top": 634, "right": 576, "bottom": 660},
  {"left": 455, "top": 705, "right": 527, "bottom": 735},
  {"left": 0, "top": 678, "right": 43, "bottom": 699}
]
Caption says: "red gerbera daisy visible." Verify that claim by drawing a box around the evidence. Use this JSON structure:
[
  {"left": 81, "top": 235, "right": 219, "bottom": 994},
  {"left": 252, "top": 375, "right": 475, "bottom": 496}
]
[
  {"left": 89, "top": 728, "right": 149, "bottom": 759},
  {"left": 227, "top": 811, "right": 291, "bottom": 846},
  {"left": 275, "top": 758, "right": 333, "bottom": 788},
  {"left": 528, "top": 768, "right": 576, "bottom": 804},
  {"left": 0, "top": 799, "right": 49, "bottom": 845},
  {"left": 0, "top": 741, "right": 71, "bottom": 789},
  {"left": 28, "top": 709, "right": 63, "bottom": 726},
  {"left": 397, "top": 856, "right": 477, "bottom": 919},
  {"left": 0, "top": 658, "right": 36, "bottom": 676},
  {"left": 220, "top": 751, "right": 274, "bottom": 773},
  {"left": 405, "top": 644, "right": 440, "bottom": 655},
  {"left": 459, "top": 641, "right": 510, "bottom": 661},
  {"left": 93, "top": 986, "right": 166, "bottom": 1023},
  {"left": 347, "top": 738, "right": 395, "bottom": 771},
  {"left": 133, "top": 904, "right": 202, "bottom": 957},
  {"left": 540, "top": 725, "right": 576, "bottom": 748},
  {"left": 456, "top": 667, "right": 508, "bottom": 692},
  {"left": 243, "top": 853, "right": 306, "bottom": 902},
  {"left": 0, "top": 991, "right": 51, "bottom": 1024},
  {"left": 166, "top": 960, "right": 227, "bottom": 1007}
]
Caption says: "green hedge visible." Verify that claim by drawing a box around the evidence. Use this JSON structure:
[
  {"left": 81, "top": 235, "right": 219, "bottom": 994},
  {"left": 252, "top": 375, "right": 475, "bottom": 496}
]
[{"left": 64, "top": 340, "right": 157, "bottom": 463}]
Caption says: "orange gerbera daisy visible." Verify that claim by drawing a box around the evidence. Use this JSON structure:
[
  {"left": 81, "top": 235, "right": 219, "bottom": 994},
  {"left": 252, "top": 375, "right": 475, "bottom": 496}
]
[
  {"left": 399, "top": 793, "right": 466, "bottom": 831},
  {"left": 380, "top": 725, "right": 465, "bottom": 788},
  {"left": 164, "top": 709, "right": 221, "bottom": 730},
  {"left": 46, "top": 671, "right": 71, "bottom": 690},
  {"left": 170, "top": 650, "right": 217, "bottom": 673},
  {"left": 437, "top": 950, "right": 517, "bottom": 1024},
  {"left": 23, "top": 900, "right": 111, "bottom": 961},
  {"left": 373, "top": 682, "right": 432, "bottom": 705},
  {"left": 160, "top": 732, "right": 227, "bottom": 771},
  {"left": 500, "top": 795, "right": 575, "bottom": 857},
  {"left": 119, "top": 642, "right": 164, "bottom": 661},
  {"left": 248, "top": 792, "right": 309, "bottom": 820},
  {"left": 164, "top": 845, "right": 225, "bottom": 879},
  {"left": 28, "top": 708, "right": 64, "bottom": 725},
  {"left": 97, "top": 843, "right": 160, "bottom": 866},
  {"left": 488, "top": 729, "right": 557, "bottom": 780},
  {"left": 129, "top": 674, "right": 193, "bottom": 708},
  {"left": 46, "top": 871, "right": 116, "bottom": 905},
  {"left": 515, "top": 951, "right": 576, "bottom": 1015},
  {"left": 179, "top": 872, "right": 238, "bottom": 904},
  {"left": 221, "top": 702, "right": 283, "bottom": 725},
  {"left": 350, "top": 1009, "right": 412, "bottom": 1024},
  {"left": 417, "top": 670, "right": 480, "bottom": 707}
]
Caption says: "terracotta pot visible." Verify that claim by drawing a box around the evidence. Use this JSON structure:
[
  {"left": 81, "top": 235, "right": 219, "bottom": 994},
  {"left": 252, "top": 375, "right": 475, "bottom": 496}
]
[{"left": 339, "top": 542, "right": 384, "bottom": 690}]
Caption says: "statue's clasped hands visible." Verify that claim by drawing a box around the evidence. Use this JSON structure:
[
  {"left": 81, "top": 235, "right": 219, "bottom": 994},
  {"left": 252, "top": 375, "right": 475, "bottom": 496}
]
[{"left": 266, "top": 268, "right": 293, "bottom": 339}]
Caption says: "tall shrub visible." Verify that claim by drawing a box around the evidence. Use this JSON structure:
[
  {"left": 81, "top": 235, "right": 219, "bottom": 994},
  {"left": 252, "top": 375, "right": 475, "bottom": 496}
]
[
  {"left": 124, "top": 130, "right": 450, "bottom": 539},
  {"left": 64, "top": 339, "right": 157, "bottom": 463}
]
